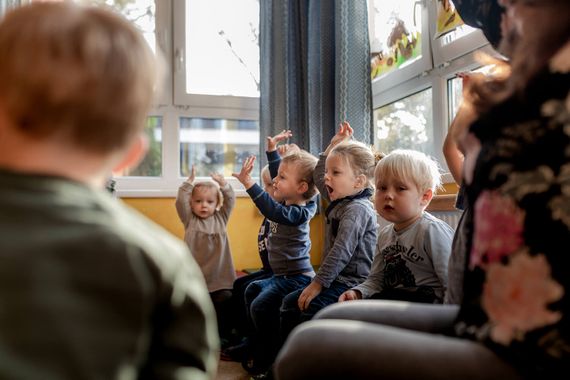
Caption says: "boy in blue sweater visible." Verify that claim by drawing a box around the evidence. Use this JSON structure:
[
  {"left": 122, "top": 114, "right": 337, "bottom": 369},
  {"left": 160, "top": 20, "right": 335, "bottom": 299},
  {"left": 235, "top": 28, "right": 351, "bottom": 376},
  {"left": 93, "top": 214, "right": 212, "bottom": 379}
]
[{"left": 232, "top": 134, "right": 318, "bottom": 377}]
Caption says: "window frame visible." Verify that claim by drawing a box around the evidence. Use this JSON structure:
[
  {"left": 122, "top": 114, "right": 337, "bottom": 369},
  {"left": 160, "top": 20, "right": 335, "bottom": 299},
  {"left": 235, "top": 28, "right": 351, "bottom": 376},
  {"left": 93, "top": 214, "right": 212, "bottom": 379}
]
[
  {"left": 370, "top": 0, "right": 501, "bottom": 185},
  {"left": 369, "top": 0, "right": 433, "bottom": 93},
  {"left": 171, "top": 0, "right": 260, "bottom": 112},
  {"left": 428, "top": 0, "right": 491, "bottom": 68},
  {"left": 115, "top": 0, "right": 259, "bottom": 197}
]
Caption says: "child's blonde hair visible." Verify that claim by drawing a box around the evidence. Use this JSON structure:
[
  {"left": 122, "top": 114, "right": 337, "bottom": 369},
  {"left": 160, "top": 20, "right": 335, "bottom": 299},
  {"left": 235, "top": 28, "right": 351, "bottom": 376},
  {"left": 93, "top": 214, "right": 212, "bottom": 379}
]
[
  {"left": 0, "top": 1, "right": 159, "bottom": 154},
  {"left": 261, "top": 165, "right": 271, "bottom": 187},
  {"left": 330, "top": 141, "right": 384, "bottom": 188},
  {"left": 374, "top": 149, "right": 442, "bottom": 193},
  {"left": 192, "top": 182, "right": 224, "bottom": 211},
  {"left": 282, "top": 150, "right": 319, "bottom": 200}
]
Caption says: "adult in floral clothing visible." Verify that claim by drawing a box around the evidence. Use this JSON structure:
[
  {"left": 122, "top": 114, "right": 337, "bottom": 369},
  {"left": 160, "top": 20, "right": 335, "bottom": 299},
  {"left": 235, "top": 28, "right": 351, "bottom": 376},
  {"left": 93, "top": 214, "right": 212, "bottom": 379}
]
[{"left": 274, "top": 1, "right": 570, "bottom": 379}]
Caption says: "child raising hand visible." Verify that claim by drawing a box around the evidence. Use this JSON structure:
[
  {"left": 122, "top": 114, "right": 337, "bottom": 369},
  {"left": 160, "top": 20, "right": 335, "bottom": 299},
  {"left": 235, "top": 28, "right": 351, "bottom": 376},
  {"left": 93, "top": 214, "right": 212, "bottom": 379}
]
[
  {"left": 232, "top": 132, "right": 318, "bottom": 377},
  {"left": 175, "top": 165, "right": 236, "bottom": 343},
  {"left": 281, "top": 121, "right": 380, "bottom": 338}
]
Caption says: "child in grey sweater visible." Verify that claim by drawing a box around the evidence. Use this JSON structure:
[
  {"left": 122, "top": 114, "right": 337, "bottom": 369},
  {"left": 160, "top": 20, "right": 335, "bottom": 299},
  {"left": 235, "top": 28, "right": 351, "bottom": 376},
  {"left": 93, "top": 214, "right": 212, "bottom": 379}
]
[
  {"left": 340, "top": 149, "right": 454, "bottom": 304},
  {"left": 280, "top": 122, "right": 380, "bottom": 338}
]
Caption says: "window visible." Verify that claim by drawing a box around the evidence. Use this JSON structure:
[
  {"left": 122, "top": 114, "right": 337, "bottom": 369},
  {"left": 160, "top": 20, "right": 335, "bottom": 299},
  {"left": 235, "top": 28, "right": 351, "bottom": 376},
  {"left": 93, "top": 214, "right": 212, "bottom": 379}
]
[
  {"left": 118, "top": 116, "right": 163, "bottom": 177},
  {"left": 99, "top": 0, "right": 261, "bottom": 196},
  {"left": 374, "top": 88, "right": 434, "bottom": 156},
  {"left": 370, "top": 0, "right": 502, "bottom": 182},
  {"left": 368, "top": 0, "right": 432, "bottom": 92},
  {"left": 173, "top": 0, "right": 260, "bottom": 112},
  {"left": 179, "top": 118, "right": 260, "bottom": 178}
]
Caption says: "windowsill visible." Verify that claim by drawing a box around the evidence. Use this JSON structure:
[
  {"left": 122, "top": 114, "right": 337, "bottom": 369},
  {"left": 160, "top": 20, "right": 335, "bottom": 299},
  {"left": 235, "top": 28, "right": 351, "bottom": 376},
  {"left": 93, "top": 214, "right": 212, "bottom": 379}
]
[
  {"left": 427, "top": 194, "right": 457, "bottom": 212},
  {"left": 116, "top": 178, "right": 251, "bottom": 198}
]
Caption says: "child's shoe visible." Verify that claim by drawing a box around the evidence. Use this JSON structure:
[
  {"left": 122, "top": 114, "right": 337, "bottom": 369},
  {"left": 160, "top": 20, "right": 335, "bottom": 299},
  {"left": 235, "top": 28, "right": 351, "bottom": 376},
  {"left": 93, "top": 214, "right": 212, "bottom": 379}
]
[{"left": 220, "top": 340, "right": 249, "bottom": 362}]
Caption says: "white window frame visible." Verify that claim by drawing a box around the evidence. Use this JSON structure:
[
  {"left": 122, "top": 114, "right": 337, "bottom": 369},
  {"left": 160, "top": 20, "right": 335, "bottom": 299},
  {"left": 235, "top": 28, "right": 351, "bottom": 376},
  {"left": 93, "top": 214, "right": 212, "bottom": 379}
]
[
  {"left": 371, "top": 0, "right": 501, "bottom": 184},
  {"left": 171, "top": 0, "right": 259, "bottom": 113},
  {"left": 370, "top": 0, "right": 433, "bottom": 94},
  {"left": 115, "top": 0, "right": 259, "bottom": 197},
  {"left": 428, "top": 0, "right": 491, "bottom": 67}
]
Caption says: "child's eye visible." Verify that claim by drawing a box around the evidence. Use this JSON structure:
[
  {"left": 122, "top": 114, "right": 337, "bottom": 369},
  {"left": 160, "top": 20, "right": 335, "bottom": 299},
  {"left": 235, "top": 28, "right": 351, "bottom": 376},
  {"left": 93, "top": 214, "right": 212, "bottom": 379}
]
[{"left": 398, "top": 186, "right": 407, "bottom": 191}]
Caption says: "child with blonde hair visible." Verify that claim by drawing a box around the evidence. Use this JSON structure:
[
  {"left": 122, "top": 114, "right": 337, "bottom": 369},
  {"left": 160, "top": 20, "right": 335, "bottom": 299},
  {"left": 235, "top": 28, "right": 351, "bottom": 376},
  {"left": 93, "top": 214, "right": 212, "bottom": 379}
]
[
  {"left": 339, "top": 149, "right": 454, "bottom": 304},
  {"left": 232, "top": 131, "right": 318, "bottom": 377},
  {"left": 175, "top": 165, "right": 236, "bottom": 342},
  {"left": 0, "top": 2, "right": 217, "bottom": 378},
  {"left": 281, "top": 121, "right": 381, "bottom": 338}
]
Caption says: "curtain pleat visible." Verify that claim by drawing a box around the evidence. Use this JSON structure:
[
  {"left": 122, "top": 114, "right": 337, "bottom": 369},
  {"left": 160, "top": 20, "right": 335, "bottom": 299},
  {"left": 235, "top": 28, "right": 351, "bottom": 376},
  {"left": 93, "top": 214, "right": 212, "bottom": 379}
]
[{"left": 259, "top": 0, "right": 372, "bottom": 165}]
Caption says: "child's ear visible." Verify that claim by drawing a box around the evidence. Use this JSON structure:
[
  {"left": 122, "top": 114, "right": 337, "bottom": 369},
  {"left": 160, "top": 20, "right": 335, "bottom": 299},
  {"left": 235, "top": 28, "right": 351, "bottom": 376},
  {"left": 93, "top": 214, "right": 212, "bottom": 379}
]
[
  {"left": 354, "top": 174, "right": 366, "bottom": 189},
  {"left": 297, "top": 180, "right": 308, "bottom": 195},
  {"left": 112, "top": 134, "right": 148, "bottom": 175},
  {"left": 420, "top": 188, "right": 433, "bottom": 207}
]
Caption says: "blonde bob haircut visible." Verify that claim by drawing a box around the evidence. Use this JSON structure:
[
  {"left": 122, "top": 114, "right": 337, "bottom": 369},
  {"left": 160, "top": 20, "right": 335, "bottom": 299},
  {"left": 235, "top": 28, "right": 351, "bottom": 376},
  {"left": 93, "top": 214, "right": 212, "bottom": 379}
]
[
  {"left": 0, "top": 1, "right": 160, "bottom": 154},
  {"left": 374, "top": 149, "right": 442, "bottom": 193},
  {"left": 330, "top": 141, "right": 382, "bottom": 189},
  {"left": 192, "top": 181, "right": 224, "bottom": 211}
]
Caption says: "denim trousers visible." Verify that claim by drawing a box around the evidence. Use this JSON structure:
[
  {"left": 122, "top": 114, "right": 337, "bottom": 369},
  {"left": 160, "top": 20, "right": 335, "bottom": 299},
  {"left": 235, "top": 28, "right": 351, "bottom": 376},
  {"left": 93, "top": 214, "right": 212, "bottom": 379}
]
[
  {"left": 244, "top": 273, "right": 312, "bottom": 367},
  {"left": 280, "top": 280, "right": 350, "bottom": 341},
  {"left": 231, "top": 269, "right": 272, "bottom": 338}
]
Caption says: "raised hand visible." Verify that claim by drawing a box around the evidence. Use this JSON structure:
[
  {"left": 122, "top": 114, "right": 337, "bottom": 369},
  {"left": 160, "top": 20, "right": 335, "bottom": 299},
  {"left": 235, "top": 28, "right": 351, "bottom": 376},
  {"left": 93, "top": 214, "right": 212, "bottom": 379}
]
[
  {"left": 266, "top": 129, "right": 293, "bottom": 152},
  {"left": 231, "top": 155, "right": 256, "bottom": 189},
  {"left": 277, "top": 143, "right": 301, "bottom": 157},
  {"left": 187, "top": 165, "right": 196, "bottom": 183},
  {"left": 210, "top": 172, "right": 227, "bottom": 187},
  {"left": 324, "top": 121, "right": 353, "bottom": 155}
]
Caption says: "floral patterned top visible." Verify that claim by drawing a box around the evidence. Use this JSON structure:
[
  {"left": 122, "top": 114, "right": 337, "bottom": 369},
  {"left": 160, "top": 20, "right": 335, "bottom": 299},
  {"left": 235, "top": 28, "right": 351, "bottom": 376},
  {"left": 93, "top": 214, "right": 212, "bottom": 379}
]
[{"left": 454, "top": 43, "right": 570, "bottom": 378}]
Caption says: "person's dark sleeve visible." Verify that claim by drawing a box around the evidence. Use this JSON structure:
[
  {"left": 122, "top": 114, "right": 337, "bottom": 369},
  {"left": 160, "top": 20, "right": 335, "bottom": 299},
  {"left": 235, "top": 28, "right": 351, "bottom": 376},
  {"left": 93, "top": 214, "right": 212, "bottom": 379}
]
[
  {"left": 246, "top": 183, "right": 314, "bottom": 226},
  {"left": 266, "top": 150, "right": 281, "bottom": 180}
]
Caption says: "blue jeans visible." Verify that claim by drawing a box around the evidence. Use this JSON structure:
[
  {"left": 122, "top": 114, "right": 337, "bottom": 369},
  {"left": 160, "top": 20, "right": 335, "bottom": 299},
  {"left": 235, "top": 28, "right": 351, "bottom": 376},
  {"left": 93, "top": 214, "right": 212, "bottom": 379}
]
[
  {"left": 244, "top": 273, "right": 312, "bottom": 368},
  {"left": 231, "top": 269, "right": 272, "bottom": 339},
  {"left": 280, "top": 280, "right": 350, "bottom": 340}
]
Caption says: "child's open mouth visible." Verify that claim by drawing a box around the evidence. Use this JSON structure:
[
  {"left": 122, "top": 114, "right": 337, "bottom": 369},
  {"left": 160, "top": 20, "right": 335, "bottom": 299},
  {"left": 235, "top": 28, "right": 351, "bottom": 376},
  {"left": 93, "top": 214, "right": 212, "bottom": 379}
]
[{"left": 326, "top": 185, "right": 334, "bottom": 197}]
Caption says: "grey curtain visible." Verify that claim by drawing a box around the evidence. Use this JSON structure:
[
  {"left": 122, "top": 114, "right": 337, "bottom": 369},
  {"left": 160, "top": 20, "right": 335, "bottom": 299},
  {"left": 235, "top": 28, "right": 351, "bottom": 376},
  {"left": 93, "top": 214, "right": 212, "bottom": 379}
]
[{"left": 259, "top": 0, "right": 372, "bottom": 161}]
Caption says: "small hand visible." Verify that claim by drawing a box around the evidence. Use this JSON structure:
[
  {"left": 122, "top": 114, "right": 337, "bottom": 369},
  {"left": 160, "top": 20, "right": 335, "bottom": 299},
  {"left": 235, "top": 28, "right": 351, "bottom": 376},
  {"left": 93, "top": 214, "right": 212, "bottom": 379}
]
[
  {"left": 187, "top": 165, "right": 196, "bottom": 183},
  {"left": 338, "top": 289, "right": 361, "bottom": 302},
  {"left": 210, "top": 172, "right": 227, "bottom": 187},
  {"left": 277, "top": 143, "right": 301, "bottom": 157},
  {"left": 231, "top": 155, "right": 256, "bottom": 189},
  {"left": 297, "top": 281, "right": 322, "bottom": 311},
  {"left": 266, "top": 129, "right": 293, "bottom": 152},
  {"left": 325, "top": 121, "right": 353, "bottom": 154}
]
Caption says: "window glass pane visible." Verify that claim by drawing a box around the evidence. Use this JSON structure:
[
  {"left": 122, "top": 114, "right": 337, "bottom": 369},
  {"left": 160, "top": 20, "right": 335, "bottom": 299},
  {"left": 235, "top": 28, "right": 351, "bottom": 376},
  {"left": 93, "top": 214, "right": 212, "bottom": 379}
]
[
  {"left": 119, "top": 116, "right": 163, "bottom": 177},
  {"left": 373, "top": 88, "right": 434, "bottom": 156},
  {"left": 179, "top": 118, "right": 259, "bottom": 177},
  {"left": 447, "top": 65, "right": 496, "bottom": 122},
  {"left": 75, "top": 0, "right": 156, "bottom": 53},
  {"left": 369, "top": 0, "right": 422, "bottom": 80},
  {"left": 448, "top": 76, "right": 463, "bottom": 121},
  {"left": 185, "top": 0, "right": 259, "bottom": 97}
]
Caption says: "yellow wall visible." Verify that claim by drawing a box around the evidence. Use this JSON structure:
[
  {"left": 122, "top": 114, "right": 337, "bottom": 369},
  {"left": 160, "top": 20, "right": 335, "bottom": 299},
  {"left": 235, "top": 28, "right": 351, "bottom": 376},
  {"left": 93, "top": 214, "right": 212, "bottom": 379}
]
[
  {"left": 122, "top": 182, "right": 457, "bottom": 270},
  {"left": 122, "top": 197, "right": 324, "bottom": 270}
]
